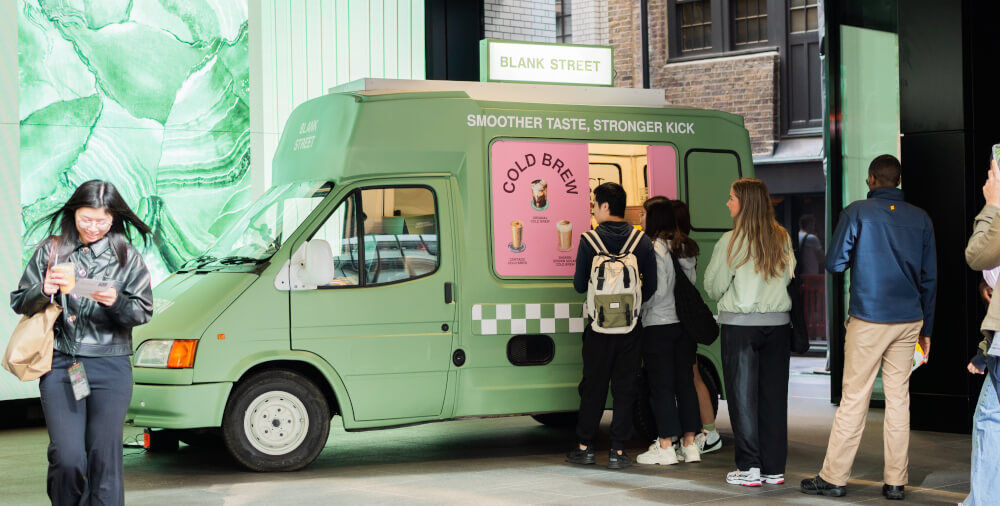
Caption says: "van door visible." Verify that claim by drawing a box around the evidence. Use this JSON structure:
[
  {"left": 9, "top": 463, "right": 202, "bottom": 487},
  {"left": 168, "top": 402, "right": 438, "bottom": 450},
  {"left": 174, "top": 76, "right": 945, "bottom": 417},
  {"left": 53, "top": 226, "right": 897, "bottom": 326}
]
[{"left": 289, "top": 179, "right": 457, "bottom": 422}]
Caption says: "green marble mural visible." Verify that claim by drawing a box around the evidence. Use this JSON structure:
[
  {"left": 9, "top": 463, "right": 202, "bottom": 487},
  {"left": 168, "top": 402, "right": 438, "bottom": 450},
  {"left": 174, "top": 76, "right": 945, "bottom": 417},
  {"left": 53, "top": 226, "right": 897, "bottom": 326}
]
[{"left": 18, "top": 0, "right": 251, "bottom": 282}]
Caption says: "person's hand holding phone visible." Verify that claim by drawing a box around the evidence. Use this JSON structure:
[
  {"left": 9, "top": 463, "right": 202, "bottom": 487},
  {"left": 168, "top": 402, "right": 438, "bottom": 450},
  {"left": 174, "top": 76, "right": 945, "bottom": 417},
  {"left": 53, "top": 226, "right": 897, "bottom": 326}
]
[{"left": 986, "top": 158, "right": 1000, "bottom": 208}]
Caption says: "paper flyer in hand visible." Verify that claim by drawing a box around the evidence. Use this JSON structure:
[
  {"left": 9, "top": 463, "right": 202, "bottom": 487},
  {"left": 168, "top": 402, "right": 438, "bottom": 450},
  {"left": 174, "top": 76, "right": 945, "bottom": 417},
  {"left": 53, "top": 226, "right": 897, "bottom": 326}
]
[
  {"left": 912, "top": 342, "right": 928, "bottom": 372},
  {"left": 70, "top": 278, "right": 115, "bottom": 300}
]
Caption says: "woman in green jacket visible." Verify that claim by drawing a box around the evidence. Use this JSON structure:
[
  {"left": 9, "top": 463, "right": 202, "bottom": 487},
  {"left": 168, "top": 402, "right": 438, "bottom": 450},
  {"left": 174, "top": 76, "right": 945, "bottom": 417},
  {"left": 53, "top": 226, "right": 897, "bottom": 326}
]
[{"left": 705, "top": 177, "right": 794, "bottom": 488}]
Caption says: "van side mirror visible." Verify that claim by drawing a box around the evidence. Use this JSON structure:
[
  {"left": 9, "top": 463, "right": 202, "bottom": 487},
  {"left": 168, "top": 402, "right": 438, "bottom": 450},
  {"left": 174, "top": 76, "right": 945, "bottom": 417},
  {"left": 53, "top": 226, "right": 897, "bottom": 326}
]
[{"left": 274, "top": 239, "right": 335, "bottom": 291}]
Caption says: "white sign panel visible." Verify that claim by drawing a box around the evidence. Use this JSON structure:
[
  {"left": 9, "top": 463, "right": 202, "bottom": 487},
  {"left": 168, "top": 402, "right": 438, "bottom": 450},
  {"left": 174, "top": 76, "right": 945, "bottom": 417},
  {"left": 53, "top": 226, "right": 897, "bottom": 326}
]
[{"left": 481, "top": 40, "right": 614, "bottom": 87}]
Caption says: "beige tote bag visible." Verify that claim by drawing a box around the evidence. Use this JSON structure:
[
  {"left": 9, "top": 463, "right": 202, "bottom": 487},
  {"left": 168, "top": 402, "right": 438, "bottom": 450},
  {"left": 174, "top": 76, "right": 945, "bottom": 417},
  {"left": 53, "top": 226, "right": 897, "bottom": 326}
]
[
  {"left": 3, "top": 240, "right": 61, "bottom": 381},
  {"left": 3, "top": 303, "right": 61, "bottom": 380}
]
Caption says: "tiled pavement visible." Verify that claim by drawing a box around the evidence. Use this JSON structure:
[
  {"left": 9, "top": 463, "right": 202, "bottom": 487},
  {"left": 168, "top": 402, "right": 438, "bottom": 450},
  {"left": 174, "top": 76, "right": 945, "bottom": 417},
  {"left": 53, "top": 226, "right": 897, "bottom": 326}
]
[{"left": 0, "top": 358, "right": 971, "bottom": 505}]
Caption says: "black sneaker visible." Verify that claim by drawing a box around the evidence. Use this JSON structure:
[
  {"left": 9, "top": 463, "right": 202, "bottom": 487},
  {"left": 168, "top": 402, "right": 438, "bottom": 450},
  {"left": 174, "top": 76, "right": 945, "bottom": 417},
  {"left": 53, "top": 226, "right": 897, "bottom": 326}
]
[
  {"left": 800, "top": 475, "right": 846, "bottom": 497},
  {"left": 607, "top": 450, "right": 632, "bottom": 469},
  {"left": 882, "top": 484, "right": 904, "bottom": 500},
  {"left": 566, "top": 446, "right": 595, "bottom": 465}
]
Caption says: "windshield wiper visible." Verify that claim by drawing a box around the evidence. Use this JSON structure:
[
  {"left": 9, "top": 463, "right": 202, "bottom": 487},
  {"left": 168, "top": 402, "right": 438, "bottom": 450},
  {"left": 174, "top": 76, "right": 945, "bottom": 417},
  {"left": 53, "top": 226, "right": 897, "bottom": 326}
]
[
  {"left": 180, "top": 254, "right": 217, "bottom": 270},
  {"left": 218, "top": 256, "right": 265, "bottom": 265}
]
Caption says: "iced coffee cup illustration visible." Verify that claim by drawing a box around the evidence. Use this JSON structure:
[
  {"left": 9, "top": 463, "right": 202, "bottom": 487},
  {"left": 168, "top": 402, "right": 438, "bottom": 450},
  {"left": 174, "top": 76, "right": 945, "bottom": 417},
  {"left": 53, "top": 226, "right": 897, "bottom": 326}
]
[
  {"left": 530, "top": 179, "right": 548, "bottom": 210},
  {"left": 557, "top": 220, "right": 573, "bottom": 251},
  {"left": 510, "top": 220, "right": 525, "bottom": 252}
]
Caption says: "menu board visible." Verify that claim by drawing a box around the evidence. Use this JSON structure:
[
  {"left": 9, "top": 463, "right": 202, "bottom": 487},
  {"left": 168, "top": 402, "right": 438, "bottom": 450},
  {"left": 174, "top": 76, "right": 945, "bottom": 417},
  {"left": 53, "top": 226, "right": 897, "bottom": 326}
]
[
  {"left": 647, "top": 145, "right": 678, "bottom": 199},
  {"left": 491, "top": 140, "right": 591, "bottom": 277}
]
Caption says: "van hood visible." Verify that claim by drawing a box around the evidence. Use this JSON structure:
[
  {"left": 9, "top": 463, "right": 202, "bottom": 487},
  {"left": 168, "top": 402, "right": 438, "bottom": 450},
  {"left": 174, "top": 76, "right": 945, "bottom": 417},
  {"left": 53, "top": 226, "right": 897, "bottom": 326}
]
[{"left": 134, "top": 271, "right": 260, "bottom": 346}]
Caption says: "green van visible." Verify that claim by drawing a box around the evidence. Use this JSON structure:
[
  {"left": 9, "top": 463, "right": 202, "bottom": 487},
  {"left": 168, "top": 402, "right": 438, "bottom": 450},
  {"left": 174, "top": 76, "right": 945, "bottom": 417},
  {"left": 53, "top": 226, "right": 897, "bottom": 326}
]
[{"left": 126, "top": 79, "right": 751, "bottom": 471}]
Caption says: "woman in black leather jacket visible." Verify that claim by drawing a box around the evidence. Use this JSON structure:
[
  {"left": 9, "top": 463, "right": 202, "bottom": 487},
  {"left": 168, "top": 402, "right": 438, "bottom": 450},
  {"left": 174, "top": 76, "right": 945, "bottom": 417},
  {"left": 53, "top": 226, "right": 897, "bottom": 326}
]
[{"left": 10, "top": 180, "right": 153, "bottom": 506}]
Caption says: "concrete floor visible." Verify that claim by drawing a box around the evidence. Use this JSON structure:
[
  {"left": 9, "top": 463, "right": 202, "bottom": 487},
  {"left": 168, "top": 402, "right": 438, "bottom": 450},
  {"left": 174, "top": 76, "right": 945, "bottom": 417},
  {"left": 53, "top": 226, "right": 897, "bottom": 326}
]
[{"left": 0, "top": 358, "right": 972, "bottom": 505}]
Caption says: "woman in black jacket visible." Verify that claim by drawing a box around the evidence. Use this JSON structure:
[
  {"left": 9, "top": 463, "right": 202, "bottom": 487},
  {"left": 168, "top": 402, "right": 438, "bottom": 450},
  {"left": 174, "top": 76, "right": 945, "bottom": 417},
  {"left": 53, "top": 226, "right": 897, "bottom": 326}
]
[{"left": 10, "top": 180, "right": 153, "bottom": 506}]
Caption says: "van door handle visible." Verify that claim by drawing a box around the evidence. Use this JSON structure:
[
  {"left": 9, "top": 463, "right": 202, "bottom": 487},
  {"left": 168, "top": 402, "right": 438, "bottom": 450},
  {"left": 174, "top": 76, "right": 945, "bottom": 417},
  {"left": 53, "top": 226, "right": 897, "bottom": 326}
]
[{"left": 444, "top": 282, "right": 454, "bottom": 304}]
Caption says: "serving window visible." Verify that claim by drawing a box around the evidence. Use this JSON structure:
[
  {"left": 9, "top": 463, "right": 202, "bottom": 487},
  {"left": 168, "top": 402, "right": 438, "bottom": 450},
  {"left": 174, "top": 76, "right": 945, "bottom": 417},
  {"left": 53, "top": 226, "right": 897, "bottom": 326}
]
[{"left": 490, "top": 140, "right": 679, "bottom": 278}]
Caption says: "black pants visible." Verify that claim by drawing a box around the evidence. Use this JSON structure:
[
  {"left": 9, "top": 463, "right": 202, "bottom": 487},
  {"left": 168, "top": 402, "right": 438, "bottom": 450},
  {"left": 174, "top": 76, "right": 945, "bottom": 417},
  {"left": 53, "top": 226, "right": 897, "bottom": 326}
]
[
  {"left": 721, "top": 324, "right": 791, "bottom": 475},
  {"left": 39, "top": 350, "right": 132, "bottom": 506},
  {"left": 576, "top": 325, "right": 642, "bottom": 450},
  {"left": 642, "top": 323, "right": 701, "bottom": 439}
]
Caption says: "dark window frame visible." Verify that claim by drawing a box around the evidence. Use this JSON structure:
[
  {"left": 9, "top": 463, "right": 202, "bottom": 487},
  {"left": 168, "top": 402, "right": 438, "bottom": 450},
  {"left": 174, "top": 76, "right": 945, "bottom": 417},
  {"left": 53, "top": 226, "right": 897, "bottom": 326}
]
[
  {"left": 668, "top": 0, "right": 784, "bottom": 59},
  {"left": 683, "top": 149, "right": 743, "bottom": 232},
  {"left": 782, "top": 0, "right": 823, "bottom": 135},
  {"left": 731, "top": 0, "right": 770, "bottom": 49},
  {"left": 309, "top": 184, "right": 442, "bottom": 289},
  {"left": 556, "top": 0, "right": 572, "bottom": 44}
]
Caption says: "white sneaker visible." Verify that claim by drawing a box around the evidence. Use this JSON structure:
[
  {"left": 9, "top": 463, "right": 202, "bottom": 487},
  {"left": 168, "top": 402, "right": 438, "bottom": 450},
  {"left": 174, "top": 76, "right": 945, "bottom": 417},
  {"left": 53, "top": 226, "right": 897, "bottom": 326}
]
[
  {"left": 695, "top": 430, "right": 722, "bottom": 453},
  {"left": 680, "top": 443, "right": 701, "bottom": 463},
  {"left": 636, "top": 441, "right": 679, "bottom": 465},
  {"left": 726, "top": 467, "right": 762, "bottom": 487},
  {"left": 761, "top": 473, "right": 784, "bottom": 484}
]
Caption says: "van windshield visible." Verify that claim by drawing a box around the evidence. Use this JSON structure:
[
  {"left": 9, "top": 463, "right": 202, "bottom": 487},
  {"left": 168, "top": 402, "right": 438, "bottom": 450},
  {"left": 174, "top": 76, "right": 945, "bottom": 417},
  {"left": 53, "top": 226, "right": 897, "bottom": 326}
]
[{"left": 184, "top": 181, "right": 332, "bottom": 269}]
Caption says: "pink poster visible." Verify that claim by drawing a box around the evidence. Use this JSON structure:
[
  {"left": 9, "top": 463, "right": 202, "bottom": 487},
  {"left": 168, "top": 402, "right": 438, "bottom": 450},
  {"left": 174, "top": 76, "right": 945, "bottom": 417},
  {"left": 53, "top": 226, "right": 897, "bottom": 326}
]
[
  {"left": 647, "top": 145, "right": 678, "bottom": 199},
  {"left": 491, "top": 140, "right": 591, "bottom": 277}
]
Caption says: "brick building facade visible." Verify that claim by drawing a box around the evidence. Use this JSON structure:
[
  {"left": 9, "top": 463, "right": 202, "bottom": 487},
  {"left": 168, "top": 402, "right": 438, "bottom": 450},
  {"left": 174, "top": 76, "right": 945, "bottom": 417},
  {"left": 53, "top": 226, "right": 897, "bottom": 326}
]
[
  {"left": 609, "top": 1, "right": 784, "bottom": 157},
  {"left": 484, "top": 0, "right": 557, "bottom": 42}
]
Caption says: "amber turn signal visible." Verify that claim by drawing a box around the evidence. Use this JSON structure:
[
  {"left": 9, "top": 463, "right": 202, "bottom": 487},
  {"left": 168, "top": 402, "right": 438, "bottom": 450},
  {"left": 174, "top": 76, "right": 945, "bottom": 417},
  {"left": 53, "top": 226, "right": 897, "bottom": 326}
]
[{"left": 167, "top": 340, "right": 198, "bottom": 368}]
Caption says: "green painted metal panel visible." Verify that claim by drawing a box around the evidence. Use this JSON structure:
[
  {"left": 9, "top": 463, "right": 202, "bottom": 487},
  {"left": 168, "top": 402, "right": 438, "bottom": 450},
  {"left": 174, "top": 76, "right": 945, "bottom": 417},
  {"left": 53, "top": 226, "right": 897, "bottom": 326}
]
[{"left": 121, "top": 87, "right": 751, "bottom": 430}]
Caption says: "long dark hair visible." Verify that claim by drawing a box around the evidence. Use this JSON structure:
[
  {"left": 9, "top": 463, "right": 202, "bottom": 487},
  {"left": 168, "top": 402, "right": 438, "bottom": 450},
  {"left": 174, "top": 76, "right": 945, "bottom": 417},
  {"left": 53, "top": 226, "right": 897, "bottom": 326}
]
[
  {"left": 727, "top": 178, "right": 789, "bottom": 280},
  {"left": 32, "top": 180, "right": 152, "bottom": 265},
  {"left": 643, "top": 196, "right": 699, "bottom": 258}
]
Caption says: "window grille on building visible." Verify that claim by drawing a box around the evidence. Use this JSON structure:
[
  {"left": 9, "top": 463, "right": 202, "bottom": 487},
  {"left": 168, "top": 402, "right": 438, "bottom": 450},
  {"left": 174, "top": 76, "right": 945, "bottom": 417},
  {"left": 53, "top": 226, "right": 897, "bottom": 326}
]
[
  {"left": 678, "top": 0, "right": 712, "bottom": 52},
  {"left": 732, "top": 0, "right": 768, "bottom": 47},
  {"left": 789, "top": 0, "right": 819, "bottom": 33},
  {"left": 556, "top": 0, "right": 572, "bottom": 43}
]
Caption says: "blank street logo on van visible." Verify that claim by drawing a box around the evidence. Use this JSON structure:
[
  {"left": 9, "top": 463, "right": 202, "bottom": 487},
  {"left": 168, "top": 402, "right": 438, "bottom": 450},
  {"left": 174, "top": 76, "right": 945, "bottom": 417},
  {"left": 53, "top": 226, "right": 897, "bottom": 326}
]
[{"left": 293, "top": 120, "right": 318, "bottom": 151}]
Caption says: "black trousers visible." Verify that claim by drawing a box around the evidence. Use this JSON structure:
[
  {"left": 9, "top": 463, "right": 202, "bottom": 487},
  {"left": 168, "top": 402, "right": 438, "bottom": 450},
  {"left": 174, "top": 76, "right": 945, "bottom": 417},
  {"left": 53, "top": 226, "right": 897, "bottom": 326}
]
[
  {"left": 576, "top": 325, "right": 642, "bottom": 450},
  {"left": 642, "top": 323, "right": 701, "bottom": 439},
  {"left": 39, "top": 350, "right": 132, "bottom": 506},
  {"left": 721, "top": 324, "right": 791, "bottom": 475}
]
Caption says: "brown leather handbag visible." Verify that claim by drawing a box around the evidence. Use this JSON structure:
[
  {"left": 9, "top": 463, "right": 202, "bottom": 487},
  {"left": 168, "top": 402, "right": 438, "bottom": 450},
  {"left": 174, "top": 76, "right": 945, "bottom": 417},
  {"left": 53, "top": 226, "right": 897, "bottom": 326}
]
[{"left": 3, "top": 240, "right": 61, "bottom": 381}]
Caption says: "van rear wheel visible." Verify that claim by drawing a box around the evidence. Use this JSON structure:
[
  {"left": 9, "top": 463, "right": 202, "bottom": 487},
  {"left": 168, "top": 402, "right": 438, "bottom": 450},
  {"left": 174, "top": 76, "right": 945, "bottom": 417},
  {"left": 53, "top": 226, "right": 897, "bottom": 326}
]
[{"left": 222, "top": 370, "right": 330, "bottom": 471}]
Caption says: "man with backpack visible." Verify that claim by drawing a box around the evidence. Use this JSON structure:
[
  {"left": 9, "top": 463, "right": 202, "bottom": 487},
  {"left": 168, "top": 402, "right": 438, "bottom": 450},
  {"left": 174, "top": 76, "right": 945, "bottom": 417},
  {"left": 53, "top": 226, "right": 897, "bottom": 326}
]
[{"left": 566, "top": 182, "right": 657, "bottom": 469}]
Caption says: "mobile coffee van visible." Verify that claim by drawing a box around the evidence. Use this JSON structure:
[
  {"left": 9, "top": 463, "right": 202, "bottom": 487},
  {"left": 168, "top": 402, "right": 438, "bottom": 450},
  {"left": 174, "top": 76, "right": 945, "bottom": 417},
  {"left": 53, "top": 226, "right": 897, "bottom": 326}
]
[{"left": 127, "top": 79, "right": 751, "bottom": 471}]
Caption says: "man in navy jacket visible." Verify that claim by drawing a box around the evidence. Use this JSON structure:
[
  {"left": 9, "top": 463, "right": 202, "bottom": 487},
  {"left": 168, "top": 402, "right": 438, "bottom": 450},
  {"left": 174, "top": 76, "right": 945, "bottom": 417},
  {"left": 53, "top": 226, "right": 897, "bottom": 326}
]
[{"left": 802, "top": 155, "right": 937, "bottom": 501}]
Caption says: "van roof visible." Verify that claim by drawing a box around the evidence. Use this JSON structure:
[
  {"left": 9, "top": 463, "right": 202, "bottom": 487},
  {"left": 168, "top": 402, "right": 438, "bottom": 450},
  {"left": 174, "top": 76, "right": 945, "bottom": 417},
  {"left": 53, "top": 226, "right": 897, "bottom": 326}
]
[
  {"left": 330, "top": 78, "right": 672, "bottom": 108},
  {"left": 272, "top": 79, "right": 749, "bottom": 187}
]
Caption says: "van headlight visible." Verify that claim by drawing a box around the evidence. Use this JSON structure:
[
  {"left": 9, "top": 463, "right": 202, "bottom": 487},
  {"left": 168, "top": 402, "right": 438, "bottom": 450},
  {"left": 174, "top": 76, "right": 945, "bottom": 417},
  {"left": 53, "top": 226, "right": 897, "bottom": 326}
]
[{"left": 134, "top": 340, "right": 199, "bottom": 368}]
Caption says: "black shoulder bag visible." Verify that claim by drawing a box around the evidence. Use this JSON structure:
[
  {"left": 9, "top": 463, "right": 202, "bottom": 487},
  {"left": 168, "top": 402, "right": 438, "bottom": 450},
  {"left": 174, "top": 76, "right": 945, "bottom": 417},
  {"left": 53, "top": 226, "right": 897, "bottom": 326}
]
[{"left": 670, "top": 254, "right": 719, "bottom": 345}]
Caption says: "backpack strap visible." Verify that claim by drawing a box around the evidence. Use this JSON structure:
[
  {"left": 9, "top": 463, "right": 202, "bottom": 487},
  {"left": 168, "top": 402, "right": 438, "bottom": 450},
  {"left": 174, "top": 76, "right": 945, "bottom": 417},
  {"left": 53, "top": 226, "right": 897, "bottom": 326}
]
[
  {"left": 581, "top": 230, "right": 609, "bottom": 255},
  {"left": 621, "top": 228, "right": 643, "bottom": 255}
]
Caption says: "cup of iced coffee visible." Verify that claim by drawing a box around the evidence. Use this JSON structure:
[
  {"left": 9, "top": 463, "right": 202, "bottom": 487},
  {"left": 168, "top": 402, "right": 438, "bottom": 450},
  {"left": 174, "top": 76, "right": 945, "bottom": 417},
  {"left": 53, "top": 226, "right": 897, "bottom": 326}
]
[
  {"left": 557, "top": 220, "right": 573, "bottom": 251},
  {"left": 52, "top": 262, "right": 76, "bottom": 294},
  {"left": 511, "top": 220, "right": 524, "bottom": 251},
  {"left": 531, "top": 179, "right": 548, "bottom": 209}
]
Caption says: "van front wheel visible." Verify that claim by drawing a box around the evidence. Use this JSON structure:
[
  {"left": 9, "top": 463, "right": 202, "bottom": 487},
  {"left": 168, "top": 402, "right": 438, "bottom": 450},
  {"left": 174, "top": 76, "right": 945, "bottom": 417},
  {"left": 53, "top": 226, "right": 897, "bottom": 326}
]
[{"left": 222, "top": 370, "right": 330, "bottom": 471}]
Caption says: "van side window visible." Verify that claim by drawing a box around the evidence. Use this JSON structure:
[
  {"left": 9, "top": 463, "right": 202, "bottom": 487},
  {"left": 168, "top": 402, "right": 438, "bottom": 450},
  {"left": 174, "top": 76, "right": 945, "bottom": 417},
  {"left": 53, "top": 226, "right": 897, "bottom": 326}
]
[
  {"left": 358, "top": 187, "right": 439, "bottom": 285},
  {"left": 685, "top": 150, "right": 742, "bottom": 231},
  {"left": 313, "top": 193, "right": 361, "bottom": 287}
]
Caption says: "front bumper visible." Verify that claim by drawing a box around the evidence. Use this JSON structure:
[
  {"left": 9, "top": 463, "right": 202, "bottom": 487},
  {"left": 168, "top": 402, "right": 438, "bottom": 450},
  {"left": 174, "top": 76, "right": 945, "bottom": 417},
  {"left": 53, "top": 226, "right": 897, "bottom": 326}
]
[{"left": 127, "top": 382, "right": 233, "bottom": 429}]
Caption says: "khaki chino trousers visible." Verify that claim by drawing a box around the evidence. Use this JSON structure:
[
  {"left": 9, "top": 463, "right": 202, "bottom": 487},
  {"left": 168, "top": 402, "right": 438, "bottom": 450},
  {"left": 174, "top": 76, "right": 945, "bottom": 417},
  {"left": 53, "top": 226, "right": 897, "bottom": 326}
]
[{"left": 819, "top": 317, "right": 922, "bottom": 487}]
